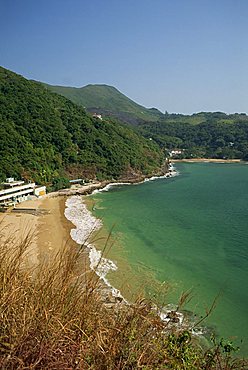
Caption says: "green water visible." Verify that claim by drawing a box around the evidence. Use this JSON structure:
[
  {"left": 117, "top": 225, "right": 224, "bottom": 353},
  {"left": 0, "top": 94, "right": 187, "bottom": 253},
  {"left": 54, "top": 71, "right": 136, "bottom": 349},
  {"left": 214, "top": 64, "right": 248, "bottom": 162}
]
[{"left": 91, "top": 163, "right": 248, "bottom": 354}]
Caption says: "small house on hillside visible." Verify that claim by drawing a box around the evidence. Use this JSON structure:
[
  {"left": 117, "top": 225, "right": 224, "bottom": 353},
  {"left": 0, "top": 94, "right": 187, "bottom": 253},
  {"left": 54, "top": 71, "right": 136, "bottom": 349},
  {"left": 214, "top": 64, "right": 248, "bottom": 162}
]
[
  {"left": 92, "top": 113, "right": 103, "bottom": 120},
  {"left": 169, "top": 149, "right": 185, "bottom": 158}
]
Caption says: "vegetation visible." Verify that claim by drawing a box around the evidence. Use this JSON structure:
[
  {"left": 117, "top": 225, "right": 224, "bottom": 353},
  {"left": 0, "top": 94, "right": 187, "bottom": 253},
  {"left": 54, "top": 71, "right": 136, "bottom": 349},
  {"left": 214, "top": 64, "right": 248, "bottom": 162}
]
[
  {"left": 43, "top": 82, "right": 248, "bottom": 160},
  {"left": 0, "top": 229, "right": 247, "bottom": 369},
  {"left": 0, "top": 67, "right": 164, "bottom": 185},
  {"left": 43, "top": 83, "right": 163, "bottom": 125},
  {"left": 138, "top": 113, "right": 248, "bottom": 160}
]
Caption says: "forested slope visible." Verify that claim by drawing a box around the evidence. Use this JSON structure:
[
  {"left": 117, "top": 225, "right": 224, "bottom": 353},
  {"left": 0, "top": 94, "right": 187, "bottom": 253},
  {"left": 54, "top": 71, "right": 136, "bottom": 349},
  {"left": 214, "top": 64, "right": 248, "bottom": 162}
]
[
  {"left": 44, "top": 81, "right": 248, "bottom": 160},
  {"left": 43, "top": 83, "right": 163, "bottom": 125},
  {"left": 0, "top": 67, "right": 164, "bottom": 185},
  {"left": 138, "top": 113, "right": 248, "bottom": 160}
]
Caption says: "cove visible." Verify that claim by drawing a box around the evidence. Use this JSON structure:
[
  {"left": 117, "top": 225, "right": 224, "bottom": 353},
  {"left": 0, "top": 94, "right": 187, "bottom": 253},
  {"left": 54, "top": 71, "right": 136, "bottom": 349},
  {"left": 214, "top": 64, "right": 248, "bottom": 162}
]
[{"left": 91, "top": 162, "right": 248, "bottom": 355}]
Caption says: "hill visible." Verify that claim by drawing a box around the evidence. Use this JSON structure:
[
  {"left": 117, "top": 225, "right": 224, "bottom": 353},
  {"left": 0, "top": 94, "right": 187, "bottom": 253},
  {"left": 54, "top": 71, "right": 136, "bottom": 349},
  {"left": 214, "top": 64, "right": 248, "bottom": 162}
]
[
  {"left": 43, "top": 83, "right": 163, "bottom": 125},
  {"left": 0, "top": 67, "right": 164, "bottom": 186},
  {"left": 43, "top": 82, "right": 248, "bottom": 160},
  {"left": 138, "top": 112, "right": 248, "bottom": 160}
]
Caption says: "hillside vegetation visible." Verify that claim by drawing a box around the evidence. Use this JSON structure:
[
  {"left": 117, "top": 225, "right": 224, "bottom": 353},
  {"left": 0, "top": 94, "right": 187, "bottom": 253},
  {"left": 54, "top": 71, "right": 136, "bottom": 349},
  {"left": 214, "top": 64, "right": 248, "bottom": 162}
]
[
  {"left": 44, "top": 82, "right": 248, "bottom": 160},
  {"left": 0, "top": 67, "right": 164, "bottom": 185},
  {"left": 43, "top": 83, "right": 163, "bottom": 125},
  {"left": 138, "top": 113, "right": 248, "bottom": 160}
]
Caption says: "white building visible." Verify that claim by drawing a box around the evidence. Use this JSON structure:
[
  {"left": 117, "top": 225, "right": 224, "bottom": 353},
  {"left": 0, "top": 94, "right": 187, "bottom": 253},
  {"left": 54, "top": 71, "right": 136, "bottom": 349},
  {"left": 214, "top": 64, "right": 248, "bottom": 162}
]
[
  {"left": 0, "top": 178, "right": 46, "bottom": 207},
  {"left": 92, "top": 113, "right": 103, "bottom": 120},
  {"left": 34, "top": 186, "right": 46, "bottom": 197},
  {"left": 169, "top": 149, "right": 184, "bottom": 157}
]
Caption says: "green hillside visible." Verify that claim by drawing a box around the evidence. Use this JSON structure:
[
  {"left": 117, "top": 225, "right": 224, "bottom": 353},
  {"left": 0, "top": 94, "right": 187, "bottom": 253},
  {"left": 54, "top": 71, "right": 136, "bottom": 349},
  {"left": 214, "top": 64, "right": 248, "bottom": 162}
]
[
  {"left": 157, "top": 111, "right": 248, "bottom": 126},
  {"left": 0, "top": 67, "right": 164, "bottom": 185},
  {"left": 138, "top": 113, "right": 248, "bottom": 159},
  {"left": 43, "top": 83, "right": 163, "bottom": 125},
  {"left": 38, "top": 77, "right": 248, "bottom": 161}
]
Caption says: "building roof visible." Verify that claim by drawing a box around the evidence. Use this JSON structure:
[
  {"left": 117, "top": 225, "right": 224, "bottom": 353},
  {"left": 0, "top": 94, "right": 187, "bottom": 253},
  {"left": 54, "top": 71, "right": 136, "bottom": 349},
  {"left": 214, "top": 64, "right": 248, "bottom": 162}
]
[
  {"left": 0, "top": 183, "right": 35, "bottom": 197},
  {"left": 2, "top": 180, "right": 25, "bottom": 187}
]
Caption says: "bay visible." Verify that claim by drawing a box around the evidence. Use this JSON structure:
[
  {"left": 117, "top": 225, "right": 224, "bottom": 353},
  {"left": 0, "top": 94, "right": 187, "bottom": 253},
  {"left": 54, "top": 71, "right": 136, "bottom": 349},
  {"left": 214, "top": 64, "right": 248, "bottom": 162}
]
[{"left": 91, "top": 163, "right": 248, "bottom": 354}]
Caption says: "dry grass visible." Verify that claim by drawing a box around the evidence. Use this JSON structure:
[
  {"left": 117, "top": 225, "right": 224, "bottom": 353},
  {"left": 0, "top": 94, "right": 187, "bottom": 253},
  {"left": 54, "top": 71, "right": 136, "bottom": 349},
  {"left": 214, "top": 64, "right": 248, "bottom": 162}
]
[{"left": 0, "top": 228, "right": 247, "bottom": 369}]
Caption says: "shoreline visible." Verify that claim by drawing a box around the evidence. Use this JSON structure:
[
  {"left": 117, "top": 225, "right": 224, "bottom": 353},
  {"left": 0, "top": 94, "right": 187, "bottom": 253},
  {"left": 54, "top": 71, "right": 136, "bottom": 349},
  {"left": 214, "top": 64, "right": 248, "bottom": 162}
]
[
  {"left": 64, "top": 195, "right": 127, "bottom": 305},
  {"left": 0, "top": 163, "right": 178, "bottom": 294},
  {"left": 0, "top": 164, "right": 190, "bottom": 323},
  {"left": 62, "top": 165, "right": 179, "bottom": 306},
  {"left": 172, "top": 158, "right": 242, "bottom": 163},
  {"left": 0, "top": 164, "right": 212, "bottom": 341},
  {"left": 61, "top": 165, "right": 201, "bottom": 331},
  {"left": 50, "top": 163, "right": 177, "bottom": 198},
  {"left": 1, "top": 162, "right": 247, "bottom": 354}
]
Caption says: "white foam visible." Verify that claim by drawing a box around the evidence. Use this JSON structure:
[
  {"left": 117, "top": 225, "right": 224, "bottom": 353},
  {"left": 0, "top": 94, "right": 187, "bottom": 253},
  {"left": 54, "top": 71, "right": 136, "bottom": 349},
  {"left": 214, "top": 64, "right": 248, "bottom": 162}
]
[
  {"left": 64, "top": 166, "right": 180, "bottom": 305},
  {"left": 65, "top": 195, "right": 102, "bottom": 244},
  {"left": 155, "top": 302, "right": 205, "bottom": 336},
  {"left": 92, "top": 182, "right": 131, "bottom": 194},
  {"left": 144, "top": 171, "right": 178, "bottom": 182},
  {"left": 159, "top": 309, "right": 184, "bottom": 326},
  {"left": 161, "top": 310, "right": 205, "bottom": 336},
  {"left": 191, "top": 327, "right": 205, "bottom": 336},
  {"left": 92, "top": 165, "right": 179, "bottom": 194},
  {"left": 64, "top": 195, "right": 127, "bottom": 303},
  {"left": 88, "top": 243, "right": 117, "bottom": 277}
]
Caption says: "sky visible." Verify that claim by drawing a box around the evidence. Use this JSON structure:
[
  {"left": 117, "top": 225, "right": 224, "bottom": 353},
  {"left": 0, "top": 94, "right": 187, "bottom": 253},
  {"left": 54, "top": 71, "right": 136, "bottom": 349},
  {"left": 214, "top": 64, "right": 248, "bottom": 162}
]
[{"left": 0, "top": 0, "right": 247, "bottom": 114}]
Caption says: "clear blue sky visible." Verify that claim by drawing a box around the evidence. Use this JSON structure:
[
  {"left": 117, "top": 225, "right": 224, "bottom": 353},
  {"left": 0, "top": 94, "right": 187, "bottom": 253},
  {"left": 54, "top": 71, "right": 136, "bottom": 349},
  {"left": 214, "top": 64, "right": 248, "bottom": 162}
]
[{"left": 1, "top": 0, "right": 247, "bottom": 114}]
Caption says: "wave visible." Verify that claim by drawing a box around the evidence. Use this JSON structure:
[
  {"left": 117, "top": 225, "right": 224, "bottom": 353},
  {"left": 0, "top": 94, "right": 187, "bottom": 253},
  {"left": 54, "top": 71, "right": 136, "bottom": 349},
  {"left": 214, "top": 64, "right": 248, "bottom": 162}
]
[
  {"left": 64, "top": 195, "right": 126, "bottom": 302},
  {"left": 144, "top": 171, "right": 178, "bottom": 182},
  {"left": 92, "top": 165, "right": 179, "bottom": 194},
  {"left": 156, "top": 304, "right": 206, "bottom": 336},
  {"left": 64, "top": 196, "right": 102, "bottom": 244},
  {"left": 92, "top": 182, "right": 132, "bottom": 195}
]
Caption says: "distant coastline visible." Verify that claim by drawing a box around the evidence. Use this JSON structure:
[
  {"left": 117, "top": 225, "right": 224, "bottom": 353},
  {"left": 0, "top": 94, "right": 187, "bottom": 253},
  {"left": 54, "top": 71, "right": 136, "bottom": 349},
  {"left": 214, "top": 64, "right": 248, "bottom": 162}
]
[
  {"left": 172, "top": 158, "right": 242, "bottom": 163},
  {"left": 47, "top": 160, "right": 174, "bottom": 198}
]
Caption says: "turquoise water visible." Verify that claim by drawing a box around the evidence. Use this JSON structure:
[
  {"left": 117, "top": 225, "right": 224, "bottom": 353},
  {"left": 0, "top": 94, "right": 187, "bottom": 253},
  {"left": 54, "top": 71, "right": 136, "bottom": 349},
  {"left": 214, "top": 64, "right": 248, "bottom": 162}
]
[{"left": 91, "top": 163, "right": 248, "bottom": 354}]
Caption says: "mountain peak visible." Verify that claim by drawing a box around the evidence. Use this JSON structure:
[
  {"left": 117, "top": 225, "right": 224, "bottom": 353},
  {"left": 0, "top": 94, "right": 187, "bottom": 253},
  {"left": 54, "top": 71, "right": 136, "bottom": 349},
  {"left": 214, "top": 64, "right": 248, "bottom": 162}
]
[{"left": 44, "top": 82, "right": 163, "bottom": 124}]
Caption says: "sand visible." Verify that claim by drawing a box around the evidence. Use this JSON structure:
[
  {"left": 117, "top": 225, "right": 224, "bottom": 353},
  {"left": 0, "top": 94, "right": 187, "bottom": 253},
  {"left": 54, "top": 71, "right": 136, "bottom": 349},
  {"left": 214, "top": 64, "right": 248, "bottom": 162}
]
[
  {"left": 0, "top": 195, "right": 78, "bottom": 268},
  {"left": 37, "top": 196, "right": 74, "bottom": 262}
]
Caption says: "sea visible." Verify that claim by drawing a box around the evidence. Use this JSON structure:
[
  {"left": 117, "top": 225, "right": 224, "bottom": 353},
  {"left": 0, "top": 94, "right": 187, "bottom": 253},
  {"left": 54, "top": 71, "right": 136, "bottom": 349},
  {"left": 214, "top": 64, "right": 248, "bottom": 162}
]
[{"left": 65, "top": 162, "right": 248, "bottom": 355}]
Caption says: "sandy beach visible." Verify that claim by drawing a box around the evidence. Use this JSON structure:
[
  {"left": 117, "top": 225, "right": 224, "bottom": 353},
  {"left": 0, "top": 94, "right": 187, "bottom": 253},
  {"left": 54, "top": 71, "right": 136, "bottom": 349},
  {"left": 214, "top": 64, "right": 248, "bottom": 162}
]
[
  {"left": 0, "top": 169, "right": 177, "bottom": 305},
  {"left": 0, "top": 191, "right": 125, "bottom": 312},
  {"left": 0, "top": 195, "right": 79, "bottom": 269}
]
